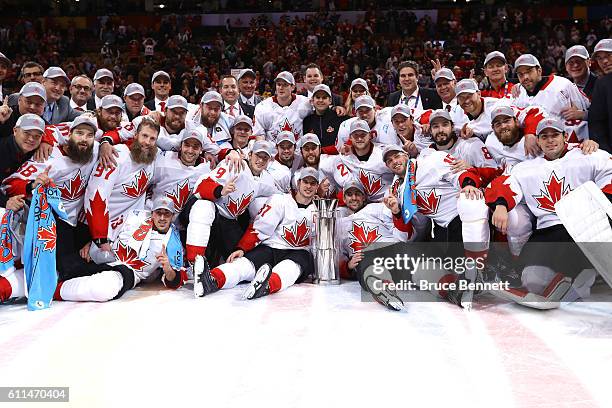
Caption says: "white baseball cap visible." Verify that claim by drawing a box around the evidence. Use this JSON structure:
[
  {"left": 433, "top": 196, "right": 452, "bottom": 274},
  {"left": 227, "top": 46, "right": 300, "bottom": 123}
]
[
  {"left": 593, "top": 39, "right": 612, "bottom": 56},
  {"left": 181, "top": 128, "right": 204, "bottom": 145},
  {"left": 536, "top": 118, "right": 565, "bottom": 135},
  {"left": 490, "top": 105, "right": 515, "bottom": 123},
  {"left": 312, "top": 84, "right": 332, "bottom": 97},
  {"left": 237, "top": 68, "right": 256, "bottom": 81},
  {"left": 16, "top": 114, "right": 45, "bottom": 132},
  {"left": 274, "top": 71, "right": 295, "bottom": 85},
  {"left": 0, "top": 52, "right": 10, "bottom": 66},
  {"left": 124, "top": 83, "right": 145, "bottom": 97},
  {"left": 100, "top": 95, "right": 124, "bottom": 110},
  {"left": 350, "top": 119, "right": 370, "bottom": 134},
  {"left": 166, "top": 95, "right": 188, "bottom": 111},
  {"left": 251, "top": 140, "right": 275, "bottom": 157},
  {"left": 20, "top": 82, "right": 47, "bottom": 102},
  {"left": 354, "top": 95, "right": 375, "bottom": 110},
  {"left": 350, "top": 78, "right": 368, "bottom": 90},
  {"left": 151, "top": 70, "right": 171, "bottom": 83},
  {"left": 298, "top": 133, "right": 321, "bottom": 149},
  {"left": 428, "top": 109, "right": 453, "bottom": 125},
  {"left": 232, "top": 114, "right": 253, "bottom": 129},
  {"left": 70, "top": 115, "right": 98, "bottom": 132},
  {"left": 297, "top": 167, "right": 319, "bottom": 182},
  {"left": 455, "top": 79, "right": 479, "bottom": 96},
  {"left": 382, "top": 144, "right": 405, "bottom": 161},
  {"left": 94, "top": 68, "right": 114, "bottom": 81},
  {"left": 434, "top": 68, "right": 456, "bottom": 82},
  {"left": 43, "top": 67, "right": 69, "bottom": 84},
  {"left": 484, "top": 51, "right": 507, "bottom": 67},
  {"left": 343, "top": 179, "right": 365, "bottom": 195},
  {"left": 514, "top": 54, "right": 541, "bottom": 69},
  {"left": 152, "top": 196, "right": 175, "bottom": 212},
  {"left": 276, "top": 131, "right": 296, "bottom": 145},
  {"left": 391, "top": 104, "right": 412, "bottom": 119},
  {"left": 201, "top": 91, "right": 223, "bottom": 105},
  {"left": 565, "top": 45, "right": 589, "bottom": 64}
]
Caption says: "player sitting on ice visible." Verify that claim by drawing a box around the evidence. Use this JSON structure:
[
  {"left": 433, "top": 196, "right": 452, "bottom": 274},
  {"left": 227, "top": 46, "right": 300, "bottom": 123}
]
[
  {"left": 337, "top": 178, "right": 415, "bottom": 310},
  {"left": 486, "top": 118, "right": 612, "bottom": 308},
  {"left": 193, "top": 168, "right": 320, "bottom": 300}
]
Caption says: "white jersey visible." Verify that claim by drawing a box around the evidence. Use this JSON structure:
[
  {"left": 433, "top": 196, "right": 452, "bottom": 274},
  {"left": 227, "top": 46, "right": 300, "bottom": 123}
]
[
  {"left": 335, "top": 113, "right": 401, "bottom": 151},
  {"left": 150, "top": 151, "right": 212, "bottom": 213},
  {"left": 417, "top": 106, "right": 468, "bottom": 136},
  {"left": 84, "top": 144, "right": 157, "bottom": 241},
  {"left": 3, "top": 144, "right": 99, "bottom": 226},
  {"left": 511, "top": 75, "right": 590, "bottom": 142},
  {"left": 437, "top": 137, "right": 498, "bottom": 169},
  {"left": 237, "top": 193, "right": 316, "bottom": 252},
  {"left": 265, "top": 159, "right": 292, "bottom": 193},
  {"left": 112, "top": 211, "right": 178, "bottom": 284},
  {"left": 44, "top": 121, "right": 104, "bottom": 144},
  {"left": 486, "top": 145, "right": 612, "bottom": 230},
  {"left": 252, "top": 95, "right": 312, "bottom": 143},
  {"left": 414, "top": 148, "right": 480, "bottom": 228},
  {"left": 193, "top": 112, "right": 234, "bottom": 147},
  {"left": 339, "top": 144, "right": 394, "bottom": 202},
  {"left": 193, "top": 160, "right": 278, "bottom": 220},
  {"left": 337, "top": 203, "right": 414, "bottom": 261},
  {"left": 460, "top": 97, "right": 504, "bottom": 140}
]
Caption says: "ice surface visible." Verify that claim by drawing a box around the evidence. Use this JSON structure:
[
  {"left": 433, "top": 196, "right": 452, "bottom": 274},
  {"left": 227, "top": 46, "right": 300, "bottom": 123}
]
[{"left": 1, "top": 282, "right": 611, "bottom": 408}]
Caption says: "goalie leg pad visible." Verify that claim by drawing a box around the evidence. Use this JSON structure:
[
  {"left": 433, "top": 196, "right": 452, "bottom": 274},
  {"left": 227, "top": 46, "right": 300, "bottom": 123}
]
[{"left": 506, "top": 203, "right": 533, "bottom": 256}]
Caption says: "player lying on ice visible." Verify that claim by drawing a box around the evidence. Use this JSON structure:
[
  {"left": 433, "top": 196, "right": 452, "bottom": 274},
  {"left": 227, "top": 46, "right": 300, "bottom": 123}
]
[{"left": 192, "top": 167, "right": 320, "bottom": 300}]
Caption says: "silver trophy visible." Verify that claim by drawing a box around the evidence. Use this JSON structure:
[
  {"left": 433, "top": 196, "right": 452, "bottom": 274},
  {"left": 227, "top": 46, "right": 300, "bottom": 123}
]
[{"left": 313, "top": 198, "right": 340, "bottom": 284}]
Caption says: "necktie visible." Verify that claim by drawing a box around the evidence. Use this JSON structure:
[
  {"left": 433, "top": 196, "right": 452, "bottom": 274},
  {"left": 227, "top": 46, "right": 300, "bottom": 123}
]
[
  {"left": 75, "top": 107, "right": 84, "bottom": 112},
  {"left": 43, "top": 104, "right": 53, "bottom": 122},
  {"left": 229, "top": 105, "right": 235, "bottom": 117},
  {"left": 445, "top": 104, "right": 451, "bottom": 112},
  {"left": 159, "top": 101, "right": 166, "bottom": 112},
  {"left": 402, "top": 96, "right": 410, "bottom": 105}
]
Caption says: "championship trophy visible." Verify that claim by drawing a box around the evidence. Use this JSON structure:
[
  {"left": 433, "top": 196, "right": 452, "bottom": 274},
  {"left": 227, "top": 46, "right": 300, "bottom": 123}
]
[{"left": 313, "top": 198, "right": 339, "bottom": 284}]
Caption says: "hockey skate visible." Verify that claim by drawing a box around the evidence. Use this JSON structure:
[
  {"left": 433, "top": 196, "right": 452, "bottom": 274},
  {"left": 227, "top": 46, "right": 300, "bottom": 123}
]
[
  {"left": 362, "top": 266, "right": 405, "bottom": 311},
  {"left": 193, "top": 255, "right": 218, "bottom": 298},
  {"left": 243, "top": 264, "right": 272, "bottom": 300}
]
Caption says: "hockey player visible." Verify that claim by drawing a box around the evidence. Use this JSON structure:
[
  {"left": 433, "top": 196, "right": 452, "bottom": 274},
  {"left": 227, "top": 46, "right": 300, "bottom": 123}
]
[
  {"left": 338, "top": 120, "right": 394, "bottom": 202},
  {"left": 265, "top": 131, "right": 296, "bottom": 193},
  {"left": 511, "top": 53, "right": 590, "bottom": 142},
  {"left": 191, "top": 91, "right": 234, "bottom": 148},
  {"left": 455, "top": 79, "right": 503, "bottom": 141},
  {"left": 185, "top": 140, "right": 279, "bottom": 265},
  {"left": 229, "top": 114, "right": 255, "bottom": 155},
  {"left": 84, "top": 117, "right": 160, "bottom": 257},
  {"left": 335, "top": 95, "right": 400, "bottom": 150},
  {"left": 53, "top": 196, "right": 186, "bottom": 302},
  {"left": 252, "top": 71, "right": 312, "bottom": 143},
  {"left": 193, "top": 167, "right": 320, "bottom": 300},
  {"left": 386, "top": 104, "right": 432, "bottom": 157},
  {"left": 2, "top": 115, "right": 99, "bottom": 254},
  {"left": 122, "top": 83, "right": 151, "bottom": 123},
  {"left": 487, "top": 118, "right": 612, "bottom": 306}
]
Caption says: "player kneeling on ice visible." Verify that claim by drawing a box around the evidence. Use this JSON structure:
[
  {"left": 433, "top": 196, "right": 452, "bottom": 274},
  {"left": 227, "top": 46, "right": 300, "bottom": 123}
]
[
  {"left": 486, "top": 118, "right": 612, "bottom": 309},
  {"left": 193, "top": 168, "right": 320, "bottom": 299},
  {"left": 54, "top": 197, "right": 186, "bottom": 302}
]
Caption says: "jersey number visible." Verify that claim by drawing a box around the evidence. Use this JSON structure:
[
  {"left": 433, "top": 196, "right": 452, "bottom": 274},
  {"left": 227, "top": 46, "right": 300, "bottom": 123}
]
[
  {"left": 258, "top": 204, "right": 272, "bottom": 217},
  {"left": 481, "top": 147, "right": 493, "bottom": 160},
  {"left": 94, "top": 163, "right": 116, "bottom": 180},
  {"left": 336, "top": 163, "right": 349, "bottom": 177}
]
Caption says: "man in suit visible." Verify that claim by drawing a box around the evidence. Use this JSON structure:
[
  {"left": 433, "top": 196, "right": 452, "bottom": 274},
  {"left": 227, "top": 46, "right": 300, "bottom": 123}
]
[
  {"left": 69, "top": 75, "right": 94, "bottom": 111},
  {"left": 589, "top": 39, "right": 612, "bottom": 152},
  {"left": 565, "top": 45, "right": 598, "bottom": 99},
  {"left": 41, "top": 67, "right": 81, "bottom": 124},
  {"left": 0, "top": 52, "right": 10, "bottom": 101},
  {"left": 386, "top": 60, "right": 442, "bottom": 110},
  {"left": 6, "top": 61, "right": 45, "bottom": 106},
  {"left": 220, "top": 75, "right": 254, "bottom": 119},
  {"left": 299, "top": 63, "right": 343, "bottom": 107},
  {"left": 237, "top": 69, "right": 262, "bottom": 107},
  {"left": 145, "top": 70, "right": 172, "bottom": 112},
  {"left": 0, "top": 82, "right": 46, "bottom": 138},
  {"left": 88, "top": 68, "right": 115, "bottom": 110}
]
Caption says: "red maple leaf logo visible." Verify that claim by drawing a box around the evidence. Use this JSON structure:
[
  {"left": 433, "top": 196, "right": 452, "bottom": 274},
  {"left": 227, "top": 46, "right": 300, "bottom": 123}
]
[
  {"left": 122, "top": 169, "right": 150, "bottom": 198},
  {"left": 58, "top": 170, "right": 86, "bottom": 202},
  {"left": 416, "top": 190, "right": 440, "bottom": 215},
  {"left": 114, "top": 241, "right": 150, "bottom": 272},
  {"left": 282, "top": 218, "right": 310, "bottom": 247},
  {"left": 37, "top": 222, "right": 57, "bottom": 252},
  {"left": 358, "top": 170, "right": 383, "bottom": 197},
  {"left": 349, "top": 222, "right": 382, "bottom": 252},
  {"left": 86, "top": 190, "right": 108, "bottom": 219},
  {"left": 225, "top": 192, "right": 254, "bottom": 217},
  {"left": 533, "top": 171, "right": 572, "bottom": 212},
  {"left": 390, "top": 178, "right": 401, "bottom": 198},
  {"left": 278, "top": 118, "right": 300, "bottom": 139},
  {"left": 165, "top": 179, "right": 191, "bottom": 211}
]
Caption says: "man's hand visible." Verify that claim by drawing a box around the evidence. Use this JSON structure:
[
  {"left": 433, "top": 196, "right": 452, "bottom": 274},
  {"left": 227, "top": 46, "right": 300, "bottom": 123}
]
[
  {"left": 401, "top": 140, "right": 419, "bottom": 158},
  {"left": 460, "top": 185, "right": 483, "bottom": 200},
  {"left": 34, "top": 142, "right": 53, "bottom": 162},
  {"left": 157, "top": 244, "right": 175, "bottom": 279},
  {"left": 80, "top": 241, "right": 92, "bottom": 262},
  {"left": 510, "top": 84, "right": 521, "bottom": 98},
  {"left": 430, "top": 59, "right": 442, "bottom": 80},
  {"left": 340, "top": 144, "right": 351, "bottom": 155},
  {"left": 347, "top": 251, "right": 364, "bottom": 270},
  {"left": 204, "top": 152, "right": 217, "bottom": 169},
  {"left": 227, "top": 249, "right": 244, "bottom": 263},
  {"left": 147, "top": 111, "right": 163, "bottom": 124},
  {"left": 225, "top": 150, "right": 244, "bottom": 172},
  {"left": 383, "top": 194, "right": 401, "bottom": 215},
  {"left": 221, "top": 176, "right": 238, "bottom": 196},
  {"left": 33, "top": 166, "right": 52, "bottom": 188},
  {"left": 492, "top": 205, "right": 509, "bottom": 234},
  {"left": 317, "top": 178, "right": 330, "bottom": 197},
  {"left": 560, "top": 105, "right": 586, "bottom": 121},
  {"left": 334, "top": 106, "right": 347, "bottom": 116},
  {"left": 580, "top": 139, "right": 598, "bottom": 154},
  {"left": 460, "top": 123, "right": 474, "bottom": 139},
  {"left": 6, "top": 194, "right": 25, "bottom": 211},
  {"left": 99, "top": 242, "right": 112, "bottom": 253},
  {"left": 99, "top": 142, "right": 119, "bottom": 169},
  {"left": 0, "top": 97, "right": 13, "bottom": 123},
  {"left": 451, "top": 159, "right": 470, "bottom": 173},
  {"left": 523, "top": 133, "right": 541, "bottom": 157}
]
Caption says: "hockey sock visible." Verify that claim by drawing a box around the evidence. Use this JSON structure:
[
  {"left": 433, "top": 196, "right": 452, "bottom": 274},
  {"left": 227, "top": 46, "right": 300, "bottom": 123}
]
[
  {"left": 0, "top": 269, "right": 26, "bottom": 301},
  {"left": 58, "top": 270, "right": 124, "bottom": 302},
  {"left": 214, "top": 258, "right": 255, "bottom": 289},
  {"left": 269, "top": 273, "right": 282, "bottom": 294},
  {"left": 270, "top": 260, "right": 301, "bottom": 292}
]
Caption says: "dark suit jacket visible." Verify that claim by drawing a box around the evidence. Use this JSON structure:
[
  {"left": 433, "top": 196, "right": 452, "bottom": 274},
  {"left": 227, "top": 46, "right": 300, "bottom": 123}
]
[
  {"left": 144, "top": 99, "right": 156, "bottom": 111},
  {"left": 86, "top": 97, "right": 97, "bottom": 111},
  {"left": 299, "top": 90, "right": 343, "bottom": 107},
  {"left": 238, "top": 99, "right": 255, "bottom": 119},
  {"left": 50, "top": 96, "right": 82, "bottom": 124},
  {"left": 588, "top": 73, "right": 612, "bottom": 153},
  {"left": 239, "top": 93, "right": 262, "bottom": 107},
  {"left": 386, "top": 87, "right": 442, "bottom": 109}
]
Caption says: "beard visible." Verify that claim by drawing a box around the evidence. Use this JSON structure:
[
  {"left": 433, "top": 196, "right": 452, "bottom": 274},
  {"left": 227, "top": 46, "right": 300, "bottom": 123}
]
[
  {"left": 201, "top": 113, "right": 219, "bottom": 128},
  {"left": 130, "top": 139, "right": 157, "bottom": 164},
  {"left": 433, "top": 131, "right": 456, "bottom": 147},
  {"left": 97, "top": 115, "right": 119, "bottom": 132},
  {"left": 303, "top": 154, "right": 320, "bottom": 167},
  {"left": 66, "top": 138, "right": 94, "bottom": 164},
  {"left": 497, "top": 126, "right": 521, "bottom": 146}
]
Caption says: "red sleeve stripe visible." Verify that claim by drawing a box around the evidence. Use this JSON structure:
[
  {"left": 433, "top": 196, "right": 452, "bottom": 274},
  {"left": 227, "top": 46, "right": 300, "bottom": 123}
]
[
  {"left": 236, "top": 223, "right": 260, "bottom": 253},
  {"left": 194, "top": 178, "right": 222, "bottom": 200}
]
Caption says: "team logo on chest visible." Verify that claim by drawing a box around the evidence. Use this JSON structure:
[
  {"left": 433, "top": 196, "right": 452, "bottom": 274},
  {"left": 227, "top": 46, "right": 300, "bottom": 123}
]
[
  {"left": 279, "top": 118, "right": 299, "bottom": 139},
  {"left": 114, "top": 242, "right": 150, "bottom": 272},
  {"left": 416, "top": 190, "right": 440, "bottom": 215},
  {"left": 59, "top": 170, "right": 86, "bottom": 201},
  {"left": 358, "top": 170, "right": 383, "bottom": 197},
  {"left": 282, "top": 218, "right": 310, "bottom": 247},
  {"left": 225, "top": 192, "right": 254, "bottom": 217},
  {"left": 533, "top": 171, "right": 572, "bottom": 212},
  {"left": 165, "top": 179, "right": 191, "bottom": 211},
  {"left": 349, "top": 222, "right": 382, "bottom": 253},
  {"left": 122, "top": 169, "right": 150, "bottom": 198}
]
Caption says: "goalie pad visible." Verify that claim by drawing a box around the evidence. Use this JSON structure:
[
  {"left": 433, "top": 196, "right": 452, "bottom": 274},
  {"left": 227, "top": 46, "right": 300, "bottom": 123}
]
[
  {"left": 491, "top": 273, "right": 572, "bottom": 310},
  {"left": 555, "top": 181, "right": 612, "bottom": 288}
]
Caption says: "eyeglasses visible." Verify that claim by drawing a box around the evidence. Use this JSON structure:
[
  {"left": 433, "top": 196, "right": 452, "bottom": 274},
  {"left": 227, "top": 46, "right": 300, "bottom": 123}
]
[{"left": 72, "top": 85, "right": 92, "bottom": 91}]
